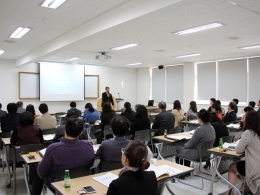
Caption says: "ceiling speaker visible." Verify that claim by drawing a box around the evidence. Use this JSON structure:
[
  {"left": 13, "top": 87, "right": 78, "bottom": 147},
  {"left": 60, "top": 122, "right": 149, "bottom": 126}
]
[{"left": 158, "top": 65, "right": 164, "bottom": 69}]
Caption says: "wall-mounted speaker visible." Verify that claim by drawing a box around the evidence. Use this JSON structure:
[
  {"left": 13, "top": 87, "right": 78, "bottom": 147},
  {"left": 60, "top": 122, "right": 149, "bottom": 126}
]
[{"left": 158, "top": 65, "right": 164, "bottom": 69}]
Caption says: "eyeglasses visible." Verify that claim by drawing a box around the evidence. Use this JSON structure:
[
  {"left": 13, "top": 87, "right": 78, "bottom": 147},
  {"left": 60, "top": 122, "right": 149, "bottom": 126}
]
[{"left": 121, "top": 148, "right": 125, "bottom": 154}]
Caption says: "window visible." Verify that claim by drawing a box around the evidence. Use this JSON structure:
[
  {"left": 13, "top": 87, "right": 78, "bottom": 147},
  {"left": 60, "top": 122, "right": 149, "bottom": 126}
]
[
  {"left": 249, "top": 57, "right": 260, "bottom": 102},
  {"left": 152, "top": 68, "right": 165, "bottom": 103}
]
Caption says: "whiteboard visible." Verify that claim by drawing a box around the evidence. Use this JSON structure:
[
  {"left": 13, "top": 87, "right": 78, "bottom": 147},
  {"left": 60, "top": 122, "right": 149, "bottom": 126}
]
[
  {"left": 19, "top": 72, "right": 39, "bottom": 99},
  {"left": 85, "top": 75, "right": 99, "bottom": 98}
]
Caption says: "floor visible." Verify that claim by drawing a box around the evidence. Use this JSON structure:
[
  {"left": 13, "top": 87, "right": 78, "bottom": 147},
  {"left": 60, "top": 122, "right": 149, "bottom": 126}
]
[{"left": 0, "top": 152, "right": 245, "bottom": 195}]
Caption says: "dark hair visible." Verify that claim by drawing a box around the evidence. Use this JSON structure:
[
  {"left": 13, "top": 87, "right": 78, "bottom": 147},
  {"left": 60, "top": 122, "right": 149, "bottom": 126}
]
[
  {"left": 244, "top": 106, "right": 253, "bottom": 112},
  {"left": 135, "top": 105, "right": 150, "bottom": 122},
  {"left": 16, "top": 101, "right": 23, "bottom": 107},
  {"left": 124, "top": 141, "right": 150, "bottom": 171},
  {"left": 105, "top": 86, "right": 109, "bottom": 90},
  {"left": 7, "top": 103, "right": 18, "bottom": 113},
  {"left": 65, "top": 116, "right": 84, "bottom": 137},
  {"left": 111, "top": 115, "right": 129, "bottom": 136},
  {"left": 244, "top": 110, "right": 260, "bottom": 137},
  {"left": 26, "top": 104, "right": 36, "bottom": 116},
  {"left": 216, "top": 100, "right": 221, "bottom": 105},
  {"left": 211, "top": 103, "right": 222, "bottom": 113},
  {"left": 233, "top": 99, "right": 239, "bottom": 105},
  {"left": 102, "top": 102, "right": 112, "bottom": 113},
  {"left": 39, "top": 103, "right": 48, "bottom": 114},
  {"left": 67, "top": 108, "right": 79, "bottom": 119},
  {"left": 20, "top": 111, "right": 34, "bottom": 126},
  {"left": 70, "top": 101, "right": 76, "bottom": 108},
  {"left": 198, "top": 109, "right": 210, "bottom": 123},
  {"left": 209, "top": 112, "right": 221, "bottom": 123},
  {"left": 85, "top": 103, "right": 94, "bottom": 113},
  {"left": 124, "top": 102, "right": 132, "bottom": 113},
  {"left": 210, "top": 98, "right": 216, "bottom": 103},
  {"left": 0, "top": 103, "right": 2, "bottom": 108},
  {"left": 249, "top": 101, "right": 256, "bottom": 108},
  {"left": 173, "top": 100, "right": 181, "bottom": 111},
  {"left": 190, "top": 101, "right": 197, "bottom": 113},
  {"left": 228, "top": 102, "right": 235, "bottom": 110},
  {"left": 158, "top": 101, "right": 166, "bottom": 110}
]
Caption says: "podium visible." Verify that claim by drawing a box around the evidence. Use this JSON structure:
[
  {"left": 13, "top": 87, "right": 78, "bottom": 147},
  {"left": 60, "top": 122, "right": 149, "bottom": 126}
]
[{"left": 116, "top": 98, "right": 124, "bottom": 110}]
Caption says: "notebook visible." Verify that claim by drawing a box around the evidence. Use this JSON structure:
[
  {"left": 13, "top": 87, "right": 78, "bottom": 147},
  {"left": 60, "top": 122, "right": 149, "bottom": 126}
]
[
  {"left": 167, "top": 135, "right": 189, "bottom": 140},
  {"left": 39, "top": 148, "right": 47, "bottom": 157},
  {"left": 146, "top": 164, "right": 183, "bottom": 178}
]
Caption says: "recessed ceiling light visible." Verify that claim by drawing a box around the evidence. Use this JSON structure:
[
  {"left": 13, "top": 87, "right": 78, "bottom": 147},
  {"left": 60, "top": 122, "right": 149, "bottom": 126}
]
[
  {"left": 10, "top": 27, "right": 31, "bottom": 38},
  {"left": 175, "top": 54, "right": 201, "bottom": 58},
  {"left": 174, "top": 23, "right": 224, "bottom": 35},
  {"left": 239, "top": 44, "right": 260, "bottom": 49},
  {"left": 65, "top": 57, "right": 81, "bottom": 62},
  {"left": 111, "top": 43, "right": 138, "bottom": 51},
  {"left": 0, "top": 50, "right": 5, "bottom": 55},
  {"left": 126, "top": 62, "right": 143, "bottom": 66},
  {"left": 41, "top": 0, "right": 67, "bottom": 9}
]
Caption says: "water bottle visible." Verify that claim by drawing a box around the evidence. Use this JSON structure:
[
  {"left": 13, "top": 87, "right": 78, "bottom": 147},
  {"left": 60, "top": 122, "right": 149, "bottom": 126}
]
[
  {"left": 219, "top": 138, "right": 223, "bottom": 149},
  {"left": 164, "top": 129, "right": 167, "bottom": 138},
  {"left": 64, "top": 170, "right": 70, "bottom": 188}
]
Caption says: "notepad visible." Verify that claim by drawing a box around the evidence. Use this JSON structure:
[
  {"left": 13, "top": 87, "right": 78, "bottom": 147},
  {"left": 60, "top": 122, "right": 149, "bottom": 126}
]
[
  {"left": 93, "top": 172, "right": 118, "bottom": 187},
  {"left": 189, "top": 130, "right": 196, "bottom": 135},
  {"left": 167, "top": 135, "right": 189, "bottom": 140},
  {"left": 146, "top": 164, "right": 183, "bottom": 178},
  {"left": 223, "top": 143, "right": 237, "bottom": 151},
  {"left": 39, "top": 148, "right": 47, "bottom": 157},
  {"left": 44, "top": 135, "right": 54, "bottom": 141}
]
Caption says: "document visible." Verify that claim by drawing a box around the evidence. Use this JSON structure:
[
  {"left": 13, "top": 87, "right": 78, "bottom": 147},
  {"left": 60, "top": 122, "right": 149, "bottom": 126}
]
[
  {"left": 223, "top": 142, "right": 237, "bottom": 150},
  {"left": 93, "top": 146, "right": 98, "bottom": 152},
  {"left": 44, "top": 134, "right": 54, "bottom": 141},
  {"left": 39, "top": 148, "right": 47, "bottom": 157},
  {"left": 167, "top": 135, "right": 189, "bottom": 140},
  {"left": 189, "top": 130, "right": 196, "bottom": 135},
  {"left": 146, "top": 164, "right": 183, "bottom": 178},
  {"left": 93, "top": 172, "right": 118, "bottom": 187},
  {"left": 227, "top": 124, "right": 240, "bottom": 129}
]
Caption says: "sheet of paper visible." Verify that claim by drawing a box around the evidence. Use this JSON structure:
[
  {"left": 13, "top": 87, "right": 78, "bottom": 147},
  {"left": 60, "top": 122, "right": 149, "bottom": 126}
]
[
  {"left": 93, "top": 146, "right": 98, "bottom": 152},
  {"left": 223, "top": 142, "right": 237, "bottom": 149},
  {"left": 146, "top": 164, "right": 183, "bottom": 178},
  {"left": 189, "top": 130, "right": 196, "bottom": 135},
  {"left": 39, "top": 148, "right": 47, "bottom": 157},
  {"left": 44, "top": 134, "right": 54, "bottom": 141},
  {"left": 93, "top": 172, "right": 118, "bottom": 187},
  {"left": 227, "top": 124, "right": 240, "bottom": 129},
  {"left": 167, "top": 135, "right": 188, "bottom": 140}
]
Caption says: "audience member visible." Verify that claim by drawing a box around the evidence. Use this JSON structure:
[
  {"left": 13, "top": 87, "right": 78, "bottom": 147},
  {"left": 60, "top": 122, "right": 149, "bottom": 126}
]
[
  {"left": 216, "top": 100, "right": 225, "bottom": 115},
  {"left": 152, "top": 101, "right": 174, "bottom": 136},
  {"left": 34, "top": 103, "right": 57, "bottom": 130},
  {"left": 0, "top": 103, "right": 7, "bottom": 123},
  {"left": 172, "top": 100, "right": 184, "bottom": 128},
  {"left": 239, "top": 106, "right": 253, "bottom": 128},
  {"left": 222, "top": 102, "right": 237, "bottom": 124},
  {"left": 232, "top": 99, "right": 239, "bottom": 113},
  {"left": 207, "top": 98, "right": 216, "bottom": 112},
  {"left": 26, "top": 104, "right": 38, "bottom": 119},
  {"left": 129, "top": 105, "right": 150, "bottom": 139},
  {"left": 211, "top": 103, "right": 223, "bottom": 119},
  {"left": 248, "top": 101, "right": 256, "bottom": 109},
  {"left": 176, "top": 109, "right": 215, "bottom": 179},
  {"left": 186, "top": 101, "right": 198, "bottom": 117},
  {"left": 70, "top": 101, "right": 81, "bottom": 116},
  {"left": 1, "top": 103, "right": 20, "bottom": 135},
  {"left": 83, "top": 103, "right": 100, "bottom": 123},
  {"left": 32, "top": 117, "right": 95, "bottom": 195},
  {"left": 16, "top": 101, "right": 26, "bottom": 113},
  {"left": 107, "top": 141, "right": 158, "bottom": 195},
  {"left": 121, "top": 102, "right": 135, "bottom": 122},
  {"left": 228, "top": 111, "right": 260, "bottom": 195},
  {"left": 10, "top": 111, "right": 43, "bottom": 145},
  {"left": 258, "top": 100, "right": 260, "bottom": 114}
]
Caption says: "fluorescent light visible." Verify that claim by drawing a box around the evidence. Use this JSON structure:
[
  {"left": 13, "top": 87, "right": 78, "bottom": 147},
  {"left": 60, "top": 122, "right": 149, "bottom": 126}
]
[
  {"left": 111, "top": 43, "right": 138, "bottom": 51},
  {"left": 175, "top": 54, "right": 201, "bottom": 58},
  {"left": 126, "top": 62, "right": 143, "bottom": 66},
  {"left": 65, "top": 57, "right": 81, "bottom": 62},
  {"left": 239, "top": 44, "right": 260, "bottom": 49},
  {"left": 41, "top": 0, "right": 67, "bottom": 9},
  {"left": 0, "top": 50, "right": 5, "bottom": 55},
  {"left": 10, "top": 27, "right": 31, "bottom": 38},
  {"left": 174, "top": 23, "right": 223, "bottom": 35}
]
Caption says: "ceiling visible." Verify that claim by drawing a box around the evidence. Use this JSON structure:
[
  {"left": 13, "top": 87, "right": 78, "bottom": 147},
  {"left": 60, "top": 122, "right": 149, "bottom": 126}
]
[{"left": 0, "top": 0, "right": 260, "bottom": 68}]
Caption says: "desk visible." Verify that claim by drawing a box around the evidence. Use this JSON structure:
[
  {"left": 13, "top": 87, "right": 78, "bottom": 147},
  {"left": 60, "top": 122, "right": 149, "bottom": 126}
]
[
  {"left": 153, "top": 132, "right": 192, "bottom": 143},
  {"left": 51, "top": 159, "right": 194, "bottom": 195},
  {"left": 208, "top": 147, "right": 244, "bottom": 195},
  {"left": 226, "top": 124, "right": 243, "bottom": 141}
]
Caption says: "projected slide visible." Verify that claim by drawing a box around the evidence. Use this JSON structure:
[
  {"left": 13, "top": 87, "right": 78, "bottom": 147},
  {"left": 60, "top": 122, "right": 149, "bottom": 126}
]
[{"left": 40, "top": 62, "right": 84, "bottom": 101}]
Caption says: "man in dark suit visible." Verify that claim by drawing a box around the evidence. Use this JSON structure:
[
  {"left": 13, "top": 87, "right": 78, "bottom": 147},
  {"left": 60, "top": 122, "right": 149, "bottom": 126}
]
[
  {"left": 152, "top": 101, "right": 174, "bottom": 136},
  {"left": 257, "top": 100, "right": 260, "bottom": 114},
  {"left": 207, "top": 98, "right": 216, "bottom": 112},
  {"left": 222, "top": 102, "right": 237, "bottom": 124},
  {"left": 0, "top": 103, "right": 7, "bottom": 123},
  {"left": 102, "top": 86, "right": 114, "bottom": 107},
  {"left": 16, "top": 101, "right": 26, "bottom": 114},
  {"left": 69, "top": 101, "right": 81, "bottom": 116},
  {"left": 1, "top": 103, "right": 20, "bottom": 135},
  {"left": 232, "top": 98, "right": 239, "bottom": 113},
  {"left": 248, "top": 101, "right": 256, "bottom": 109}
]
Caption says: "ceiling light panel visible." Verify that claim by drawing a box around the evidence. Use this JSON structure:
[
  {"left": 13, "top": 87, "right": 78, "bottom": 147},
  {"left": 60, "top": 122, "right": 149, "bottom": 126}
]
[
  {"left": 126, "top": 62, "right": 143, "bottom": 66},
  {"left": 174, "top": 23, "right": 224, "bottom": 35},
  {"left": 175, "top": 54, "right": 201, "bottom": 58},
  {"left": 0, "top": 50, "right": 5, "bottom": 55},
  {"left": 65, "top": 57, "right": 81, "bottom": 62},
  {"left": 111, "top": 43, "right": 138, "bottom": 50},
  {"left": 239, "top": 44, "right": 260, "bottom": 49},
  {"left": 41, "top": 0, "right": 67, "bottom": 9},
  {"left": 10, "top": 27, "right": 31, "bottom": 38}
]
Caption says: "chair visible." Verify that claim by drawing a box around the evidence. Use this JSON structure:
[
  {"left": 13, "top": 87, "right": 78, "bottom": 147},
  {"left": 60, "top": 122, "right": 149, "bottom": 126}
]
[
  {"left": 154, "top": 142, "right": 179, "bottom": 161},
  {"left": 189, "top": 115, "right": 198, "bottom": 120},
  {"left": 101, "top": 161, "right": 123, "bottom": 172},
  {"left": 42, "top": 128, "right": 56, "bottom": 135},
  {"left": 176, "top": 139, "right": 215, "bottom": 190},
  {"left": 169, "top": 128, "right": 182, "bottom": 134},
  {"left": 222, "top": 136, "right": 234, "bottom": 143},
  {"left": 134, "top": 129, "right": 154, "bottom": 153},
  {"left": 55, "top": 112, "right": 66, "bottom": 125},
  {"left": 103, "top": 125, "right": 113, "bottom": 140}
]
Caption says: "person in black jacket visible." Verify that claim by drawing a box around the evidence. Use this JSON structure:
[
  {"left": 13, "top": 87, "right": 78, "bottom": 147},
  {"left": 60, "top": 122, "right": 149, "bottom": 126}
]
[
  {"left": 102, "top": 86, "right": 114, "bottom": 108},
  {"left": 107, "top": 140, "right": 158, "bottom": 195},
  {"left": 222, "top": 102, "right": 237, "bottom": 124},
  {"left": 207, "top": 98, "right": 216, "bottom": 112},
  {"left": 152, "top": 101, "right": 174, "bottom": 136},
  {"left": 121, "top": 102, "right": 135, "bottom": 122},
  {"left": 232, "top": 99, "right": 239, "bottom": 114}
]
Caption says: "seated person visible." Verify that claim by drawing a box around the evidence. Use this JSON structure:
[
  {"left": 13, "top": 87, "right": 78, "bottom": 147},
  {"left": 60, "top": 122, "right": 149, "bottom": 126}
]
[
  {"left": 16, "top": 101, "right": 26, "bottom": 114},
  {"left": 32, "top": 117, "right": 95, "bottom": 195},
  {"left": 232, "top": 98, "right": 239, "bottom": 114},
  {"left": 53, "top": 108, "right": 88, "bottom": 142},
  {"left": 186, "top": 101, "right": 198, "bottom": 117},
  {"left": 107, "top": 141, "right": 158, "bottom": 195},
  {"left": 34, "top": 103, "right": 57, "bottom": 130},
  {"left": 228, "top": 111, "right": 260, "bottom": 195},
  {"left": 0, "top": 103, "right": 7, "bottom": 123},
  {"left": 121, "top": 102, "right": 135, "bottom": 122},
  {"left": 1, "top": 103, "right": 20, "bottom": 135},
  {"left": 216, "top": 100, "right": 225, "bottom": 115},
  {"left": 172, "top": 100, "right": 184, "bottom": 128},
  {"left": 207, "top": 98, "right": 216, "bottom": 112},
  {"left": 83, "top": 103, "right": 100, "bottom": 124},
  {"left": 222, "top": 102, "right": 237, "bottom": 124},
  {"left": 248, "top": 101, "right": 256, "bottom": 109},
  {"left": 10, "top": 111, "right": 43, "bottom": 145},
  {"left": 129, "top": 105, "right": 150, "bottom": 139},
  {"left": 26, "top": 104, "right": 38, "bottom": 119},
  {"left": 95, "top": 102, "right": 116, "bottom": 144},
  {"left": 211, "top": 103, "right": 223, "bottom": 119},
  {"left": 69, "top": 101, "right": 81, "bottom": 116},
  {"left": 258, "top": 100, "right": 260, "bottom": 114},
  {"left": 176, "top": 109, "right": 215, "bottom": 179},
  {"left": 239, "top": 106, "right": 253, "bottom": 128},
  {"left": 152, "top": 101, "right": 174, "bottom": 136}
]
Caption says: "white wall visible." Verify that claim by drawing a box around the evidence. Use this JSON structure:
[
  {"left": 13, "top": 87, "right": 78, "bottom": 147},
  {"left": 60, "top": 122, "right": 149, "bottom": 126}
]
[
  {"left": 0, "top": 59, "right": 137, "bottom": 114},
  {"left": 136, "top": 68, "right": 150, "bottom": 105}
]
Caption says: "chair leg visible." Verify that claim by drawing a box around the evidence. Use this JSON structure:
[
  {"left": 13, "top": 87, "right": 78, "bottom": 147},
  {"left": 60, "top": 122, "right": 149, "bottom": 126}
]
[{"left": 24, "top": 164, "right": 31, "bottom": 195}]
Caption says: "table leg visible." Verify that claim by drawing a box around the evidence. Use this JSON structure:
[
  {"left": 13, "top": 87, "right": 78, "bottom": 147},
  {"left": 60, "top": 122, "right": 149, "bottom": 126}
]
[
  {"left": 6, "top": 145, "right": 12, "bottom": 184},
  {"left": 23, "top": 164, "right": 31, "bottom": 195},
  {"left": 158, "top": 182, "right": 166, "bottom": 195}
]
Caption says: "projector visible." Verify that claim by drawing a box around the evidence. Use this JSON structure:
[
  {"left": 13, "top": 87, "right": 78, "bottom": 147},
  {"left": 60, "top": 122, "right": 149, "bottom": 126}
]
[{"left": 96, "top": 52, "right": 111, "bottom": 60}]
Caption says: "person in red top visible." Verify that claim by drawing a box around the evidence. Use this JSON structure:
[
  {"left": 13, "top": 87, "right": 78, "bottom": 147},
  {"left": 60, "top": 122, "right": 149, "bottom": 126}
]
[{"left": 211, "top": 103, "right": 223, "bottom": 120}]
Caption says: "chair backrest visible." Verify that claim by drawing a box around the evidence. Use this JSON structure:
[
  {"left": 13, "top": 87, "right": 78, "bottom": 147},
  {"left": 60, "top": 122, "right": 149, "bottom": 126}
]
[
  {"left": 104, "top": 125, "right": 113, "bottom": 139},
  {"left": 101, "top": 161, "right": 123, "bottom": 172},
  {"left": 2, "top": 131, "right": 11, "bottom": 138},
  {"left": 169, "top": 128, "right": 182, "bottom": 134},
  {"left": 198, "top": 139, "right": 215, "bottom": 161},
  {"left": 56, "top": 164, "right": 92, "bottom": 181},
  {"left": 13, "top": 144, "right": 43, "bottom": 163},
  {"left": 42, "top": 128, "right": 56, "bottom": 135},
  {"left": 134, "top": 129, "right": 151, "bottom": 143},
  {"left": 55, "top": 112, "right": 66, "bottom": 117},
  {"left": 222, "top": 136, "right": 234, "bottom": 143},
  {"left": 161, "top": 143, "right": 177, "bottom": 158}
]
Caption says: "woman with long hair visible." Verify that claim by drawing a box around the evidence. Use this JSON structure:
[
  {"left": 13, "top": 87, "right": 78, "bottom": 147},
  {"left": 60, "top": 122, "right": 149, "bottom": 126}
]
[
  {"left": 121, "top": 102, "right": 135, "bottom": 122},
  {"left": 186, "top": 101, "right": 198, "bottom": 117},
  {"left": 172, "top": 100, "right": 184, "bottom": 128}
]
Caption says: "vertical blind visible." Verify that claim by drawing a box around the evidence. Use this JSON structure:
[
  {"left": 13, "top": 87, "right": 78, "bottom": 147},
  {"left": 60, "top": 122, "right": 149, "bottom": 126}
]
[
  {"left": 152, "top": 68, "right": 165, "bottom": 103},
  {"left": 249, "top": 57, "right": 260, "bottom": 102}
]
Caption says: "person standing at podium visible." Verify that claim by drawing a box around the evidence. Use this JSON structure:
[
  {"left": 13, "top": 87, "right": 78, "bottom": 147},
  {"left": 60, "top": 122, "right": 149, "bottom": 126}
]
[{"left": 102, "top": 86, "right": 114, "bottom": 108}]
